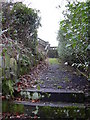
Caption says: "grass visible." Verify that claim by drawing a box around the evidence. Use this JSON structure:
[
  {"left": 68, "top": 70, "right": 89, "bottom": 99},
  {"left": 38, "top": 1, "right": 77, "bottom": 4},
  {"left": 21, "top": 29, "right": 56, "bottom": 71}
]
[
  {"left": 64, "top": 76, "right": 70, "bottom": 82},
  {"left": 48, "top": 58, "right": 59, "bottom": 64},
  {"left": 57, "top": 86, "right": 62, "bottom": 89}
]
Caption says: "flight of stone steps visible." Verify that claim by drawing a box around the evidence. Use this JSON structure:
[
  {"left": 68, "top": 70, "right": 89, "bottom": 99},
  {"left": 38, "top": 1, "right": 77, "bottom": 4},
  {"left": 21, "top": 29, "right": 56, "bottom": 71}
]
[{"left": 13, "top": 88, "right": 90, "bottom": 119}]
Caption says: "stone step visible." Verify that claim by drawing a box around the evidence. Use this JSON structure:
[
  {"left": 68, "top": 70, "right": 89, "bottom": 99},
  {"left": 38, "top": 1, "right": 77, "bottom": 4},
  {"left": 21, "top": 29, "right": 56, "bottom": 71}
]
[
  {"left": 85, "top": 93, "right": 90, "bottom": 103},
  {"left": 23, "top": 88, "right": 85, "bottom": 103},
  {"left": 13, "top": 100, "right": 88, "bottom": 119},
  {"left": 14, "top": 100, "right": 85, "bottom": 108}
]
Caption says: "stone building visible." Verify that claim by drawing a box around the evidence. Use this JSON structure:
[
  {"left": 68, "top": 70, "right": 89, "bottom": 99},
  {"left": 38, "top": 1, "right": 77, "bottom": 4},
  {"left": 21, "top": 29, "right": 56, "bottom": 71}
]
[{"left": 37, "top": 38, "right": 50, "bottom": 56}]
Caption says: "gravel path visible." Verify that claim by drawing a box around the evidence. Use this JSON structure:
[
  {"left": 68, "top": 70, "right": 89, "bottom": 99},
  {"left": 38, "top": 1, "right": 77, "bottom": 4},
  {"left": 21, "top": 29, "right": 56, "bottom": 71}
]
[{"left": 37, "top": 60, "right": 88, "bottom": 91}]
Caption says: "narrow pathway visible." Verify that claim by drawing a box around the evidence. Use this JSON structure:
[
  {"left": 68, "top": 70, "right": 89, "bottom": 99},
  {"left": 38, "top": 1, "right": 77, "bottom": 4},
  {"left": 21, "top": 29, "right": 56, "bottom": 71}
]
[
  {"left": 3, "top": 58, "right": 89, "bottom": 119},
  {"left": 37, "top": 58, "right": 88, "bottom": 91}
]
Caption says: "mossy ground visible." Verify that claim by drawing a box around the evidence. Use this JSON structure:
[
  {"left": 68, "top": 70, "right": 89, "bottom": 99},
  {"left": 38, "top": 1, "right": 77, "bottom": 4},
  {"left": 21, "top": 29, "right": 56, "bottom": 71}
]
[{"left": 48, "top": 58, "right": 59, "bottom": 64}]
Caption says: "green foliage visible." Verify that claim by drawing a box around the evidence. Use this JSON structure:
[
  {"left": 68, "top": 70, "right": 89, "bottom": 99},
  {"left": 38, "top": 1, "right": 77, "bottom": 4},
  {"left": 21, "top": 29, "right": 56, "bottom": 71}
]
[
  {"left": 20, "top": 91, "right": 41, "bottom": 100},
  {"left": 1, "top": 2, "right": 44, "bottom": 97},
  {"left": 32, "top": 92, "right": 41, "bottom": 100},
  {"left": 57, "top": 1, "right": 90, "bottom": 75},
  {"left": 37, "top": 85, "right": 40, "bottom": 90},
  {"left": 20, "top": 91, "right": 31, "bottom": 99},
  {"left": 32, "top": 106, "right": 39, "bottom": 115},
  {"left": 57, "top": 86, "right": 62, "bottom": 89},
  {"left": 2, "top": 79, "right": 14, "bottom": 97},
  {"left": 2, "top": 101, "right": 24, "bottom": 114},
  {"left": 2, "top": 2, "right": 41, "bottom": 51}
]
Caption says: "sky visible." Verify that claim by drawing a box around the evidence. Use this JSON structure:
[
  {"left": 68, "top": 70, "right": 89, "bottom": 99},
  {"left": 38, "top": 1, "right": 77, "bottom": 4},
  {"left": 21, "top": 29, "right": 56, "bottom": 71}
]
[
  {"left": 27, "top": 0, "right": 66, "bottom": 47},
  {"left": 10, "top": 0, "right": 86, "bottom": 46}
]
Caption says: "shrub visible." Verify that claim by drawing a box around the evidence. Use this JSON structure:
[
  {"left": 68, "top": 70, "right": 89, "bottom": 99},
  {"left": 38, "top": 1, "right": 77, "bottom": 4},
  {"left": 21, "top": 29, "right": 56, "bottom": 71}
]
[{"left": 57, "top": 1, "right": 90, "bottom": 75}]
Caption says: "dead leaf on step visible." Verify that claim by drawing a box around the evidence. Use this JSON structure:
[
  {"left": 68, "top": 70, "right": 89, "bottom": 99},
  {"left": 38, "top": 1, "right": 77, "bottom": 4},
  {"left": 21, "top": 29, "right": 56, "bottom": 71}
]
[{"left": 32, "top": 99, "right": 40, "bottom": 103}]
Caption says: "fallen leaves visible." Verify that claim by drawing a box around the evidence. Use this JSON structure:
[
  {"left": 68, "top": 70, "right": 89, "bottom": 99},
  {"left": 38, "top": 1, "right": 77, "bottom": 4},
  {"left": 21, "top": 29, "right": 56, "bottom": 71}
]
[
  {"left": 3, "top": 113, "right": 39, "bottom": 119},
  {"left": 31, "top": 99, "right": 40, "bottom": 103},
  {"left": 14, "top": 61, "right": 48, "bottom": 94},
  {"left": 1, "top": 96, "right": 6, "bottom": 100}
]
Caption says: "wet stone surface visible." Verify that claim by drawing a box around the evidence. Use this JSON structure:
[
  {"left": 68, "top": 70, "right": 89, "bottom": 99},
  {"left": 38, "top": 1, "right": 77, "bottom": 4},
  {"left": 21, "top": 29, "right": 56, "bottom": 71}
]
[{"left": 37, "top": 63, "right": 88, "bottom": 91}]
